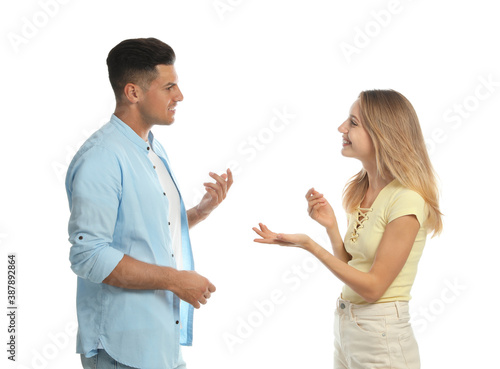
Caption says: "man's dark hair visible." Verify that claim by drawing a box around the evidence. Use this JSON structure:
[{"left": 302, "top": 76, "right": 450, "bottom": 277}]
[{"left": 106, "top": 38, "right": 176, "bottom": 100}]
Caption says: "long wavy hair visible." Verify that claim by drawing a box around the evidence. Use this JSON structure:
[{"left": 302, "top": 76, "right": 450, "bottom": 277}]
[{"left": 342, "top": 89, "right": 443, "bottom": 237}]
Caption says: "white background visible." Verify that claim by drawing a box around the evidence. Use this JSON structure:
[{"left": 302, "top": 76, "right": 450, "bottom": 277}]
[{"left": 1, "top": 0, "right": 499, "bottom": 368}]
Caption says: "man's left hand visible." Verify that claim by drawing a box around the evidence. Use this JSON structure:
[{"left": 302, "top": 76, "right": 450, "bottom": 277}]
[{"left": 192, "top": 168, "right": 233, "bottom": 224}]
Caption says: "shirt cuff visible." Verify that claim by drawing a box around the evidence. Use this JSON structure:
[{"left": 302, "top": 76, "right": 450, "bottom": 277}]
[{"left": 88, "top": 247, "right": 124, "bottom": 284}]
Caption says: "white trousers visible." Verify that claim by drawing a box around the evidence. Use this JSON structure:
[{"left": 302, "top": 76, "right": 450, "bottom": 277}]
[{"left": 334, "top": 298, "right": 420, "bottom": 369}]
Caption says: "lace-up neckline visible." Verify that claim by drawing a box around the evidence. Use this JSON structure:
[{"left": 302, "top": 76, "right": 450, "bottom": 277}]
[
  {"left": 348, "top": 180, "right": 397, "bottom": 243},
  {"left": 350, "top": 206, "right": 373, "bottom": 243}
]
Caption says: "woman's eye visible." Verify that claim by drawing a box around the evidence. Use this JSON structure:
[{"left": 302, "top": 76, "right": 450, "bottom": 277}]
[{"left": 350, "top": 120, "right": 357, "bottom": 126}]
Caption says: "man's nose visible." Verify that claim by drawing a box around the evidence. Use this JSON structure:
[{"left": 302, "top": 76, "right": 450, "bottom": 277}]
[{"left": 175, "top": 87, "right": 184, "bottom": 102}]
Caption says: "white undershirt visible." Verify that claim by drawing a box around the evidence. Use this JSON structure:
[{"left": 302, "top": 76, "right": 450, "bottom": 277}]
[{"left": 147, "top": 148, "right": 183, "bottom": 269}]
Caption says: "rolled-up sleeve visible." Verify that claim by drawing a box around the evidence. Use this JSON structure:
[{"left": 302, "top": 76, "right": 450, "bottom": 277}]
[{"left": 66, "top": 145, "right": 124, "bottom": 283}]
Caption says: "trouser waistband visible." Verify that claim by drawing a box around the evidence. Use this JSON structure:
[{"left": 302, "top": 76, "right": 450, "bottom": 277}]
[{"left": 336, "top": 297, "right": 409, "bottom": 318}]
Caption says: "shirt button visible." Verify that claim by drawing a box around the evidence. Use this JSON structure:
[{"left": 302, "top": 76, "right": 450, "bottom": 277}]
[
  {"left": 340, "top": 303, "right": 346, "bottom": 309},
  {"left": 176, "top": 320, "right": 179, "bottom": 324},
  {"left": 172, "top": 254, "right": 174, "bottom": 258},
  {"left": 168, "top": 222, "right": 171, "bottom": 225},
  {"left": 147, "top": 147, "right": 150, "bottom": 151},
  {"left": 153, "top": 166, "right": 156, "bottom": 169},
  {"left": 163, "top": 192, "right": 166, "bottom": 196}
]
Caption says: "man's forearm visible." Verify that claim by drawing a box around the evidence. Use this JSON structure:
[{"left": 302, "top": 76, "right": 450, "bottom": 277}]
[
  {"left": 187, "top": 206, "right": 210, "bottom": 228},
  {"left": 102, "top": 254, "right": 179, "bottom": 290},
  {"left": 102, "top": 254, "right": 215, "bottom": 308}
]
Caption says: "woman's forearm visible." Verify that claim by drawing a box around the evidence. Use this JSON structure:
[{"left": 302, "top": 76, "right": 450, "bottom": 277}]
[
  {"left": 306, "top": 239, "right": 381, "bottom": 303},
  {"left": 326, "top": 226, "right": 352, "bottom": 263}
]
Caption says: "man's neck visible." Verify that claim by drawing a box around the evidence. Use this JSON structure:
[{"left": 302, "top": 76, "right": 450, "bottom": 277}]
[{"left": 114, "top": 105, "right": 152, "bottom": 141}]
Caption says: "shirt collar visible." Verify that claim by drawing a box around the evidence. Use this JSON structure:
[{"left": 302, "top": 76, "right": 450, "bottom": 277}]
[{"left": 110, "top": 114, "right": 155, "bottom": 154}]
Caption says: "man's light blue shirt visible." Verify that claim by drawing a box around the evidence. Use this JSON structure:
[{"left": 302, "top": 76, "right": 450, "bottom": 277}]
[{"left": 65, "top": 114, "right": 194, "bottom": 369}]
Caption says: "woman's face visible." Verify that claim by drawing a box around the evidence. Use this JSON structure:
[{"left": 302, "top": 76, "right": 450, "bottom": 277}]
[{"left": 337, "top": 99, "right": 375, "bottom": 163}]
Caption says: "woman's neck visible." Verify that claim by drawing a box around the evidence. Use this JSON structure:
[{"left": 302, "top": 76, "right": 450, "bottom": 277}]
[{"left": 360, "top": 162, "right": 394, "bottom": 208}]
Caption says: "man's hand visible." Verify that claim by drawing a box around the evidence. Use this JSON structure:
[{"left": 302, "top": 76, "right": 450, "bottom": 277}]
[
  {"left": 171, "top": 270, "right": 216, "bottom": 309},
  {"left": 200, "top": 169, "right": 233, "bottom": 214},
  {"left": 188, "top": 168, "right": 233, "bottom": 227}
]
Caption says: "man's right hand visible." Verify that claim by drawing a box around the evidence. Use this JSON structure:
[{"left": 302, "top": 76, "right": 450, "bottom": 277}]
[{"left": 171, "top": 270, "right": 216, "bottom": 309}]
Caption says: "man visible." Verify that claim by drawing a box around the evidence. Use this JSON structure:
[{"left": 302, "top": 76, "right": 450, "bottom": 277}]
[{"left": 65, "top": 38, "right": 233, "bottom": 369}]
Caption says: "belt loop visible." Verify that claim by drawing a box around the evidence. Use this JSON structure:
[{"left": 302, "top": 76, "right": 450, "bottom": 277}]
[
  {"left": 348, "top": 303, "right": 355, "bottom": 321},
  {"left": 394, "top": 301, "right": 401, "bottom": 318}
]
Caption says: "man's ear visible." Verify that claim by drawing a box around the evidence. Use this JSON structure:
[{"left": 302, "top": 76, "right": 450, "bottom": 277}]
[{"left": 123, "top": 83, "right": 143, "bottom": 104}]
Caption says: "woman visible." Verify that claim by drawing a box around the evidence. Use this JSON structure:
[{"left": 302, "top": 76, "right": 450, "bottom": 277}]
[{"left": 253, "top": 89, "right": 442, "bottom": 369}]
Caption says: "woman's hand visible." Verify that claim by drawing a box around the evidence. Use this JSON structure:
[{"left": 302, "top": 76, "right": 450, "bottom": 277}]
[
  {"left": 252, "top": 223, "right": 312, "bottom": 250},
  {"left": 306, "top": 188, "right": 338, "bottom": 229}
]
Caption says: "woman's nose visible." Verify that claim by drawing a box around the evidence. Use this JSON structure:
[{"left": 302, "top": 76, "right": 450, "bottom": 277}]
[{"left": 338, "top": 121, "right": 348, "bottom": 133}]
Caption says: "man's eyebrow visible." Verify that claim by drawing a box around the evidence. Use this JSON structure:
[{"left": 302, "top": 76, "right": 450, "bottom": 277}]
[{"left": 163, "top": 82, "right": 176, "bottom": 88}]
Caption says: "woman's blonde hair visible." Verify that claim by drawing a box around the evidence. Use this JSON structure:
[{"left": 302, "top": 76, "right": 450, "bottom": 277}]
[{"left": 342, "top": 89, "right": 443, "bottom": 236}]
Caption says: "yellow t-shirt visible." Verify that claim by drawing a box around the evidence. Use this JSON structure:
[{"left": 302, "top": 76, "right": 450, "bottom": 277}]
[{"left": 341, "top": 179, "right": 428, "bottom": 304}]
